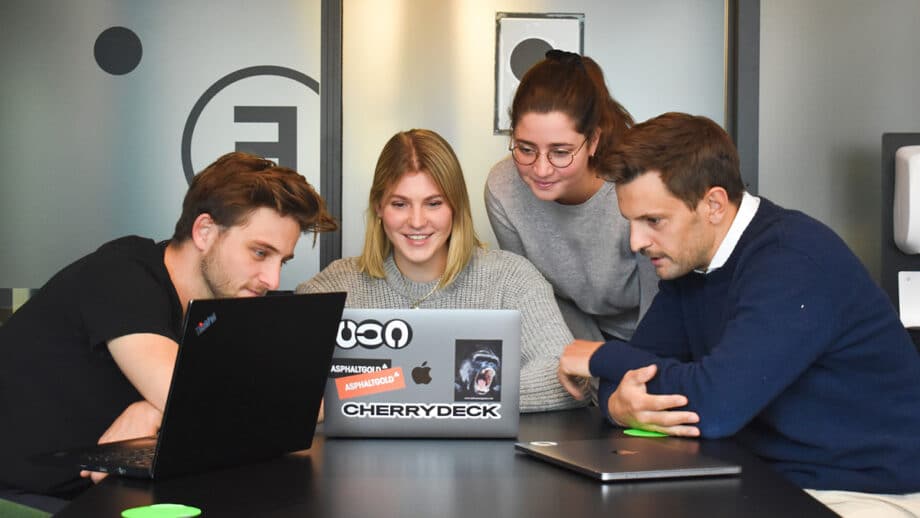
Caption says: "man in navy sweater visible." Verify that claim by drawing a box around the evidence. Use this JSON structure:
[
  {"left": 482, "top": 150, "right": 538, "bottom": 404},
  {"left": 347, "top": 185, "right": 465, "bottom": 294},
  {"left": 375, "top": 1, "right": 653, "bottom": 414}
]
[{"left": 559, "top": 112, "right": 920, "bottom": 515}]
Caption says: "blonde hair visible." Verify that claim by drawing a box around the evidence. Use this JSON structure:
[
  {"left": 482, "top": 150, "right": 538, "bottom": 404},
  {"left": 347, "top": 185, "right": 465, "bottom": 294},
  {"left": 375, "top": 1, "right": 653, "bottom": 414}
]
[{"left": 358, "top": 129, "right": 482, "bottom": 287}]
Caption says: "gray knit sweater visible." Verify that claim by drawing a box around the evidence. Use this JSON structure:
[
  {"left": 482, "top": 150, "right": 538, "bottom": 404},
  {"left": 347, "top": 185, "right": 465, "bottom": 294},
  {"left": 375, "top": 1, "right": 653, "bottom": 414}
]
[
  {"left": 295, "top": 249, "right": 583, "bottom": 412},
  {"left": 485, "top": 156, "right": 658, "bottom": 342}
]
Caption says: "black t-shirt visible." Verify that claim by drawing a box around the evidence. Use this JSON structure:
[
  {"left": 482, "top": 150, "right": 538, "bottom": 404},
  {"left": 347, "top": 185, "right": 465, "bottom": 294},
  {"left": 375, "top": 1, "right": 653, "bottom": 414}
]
[{"left": 0, "top": 236, "right": 183, "bottom": 495}]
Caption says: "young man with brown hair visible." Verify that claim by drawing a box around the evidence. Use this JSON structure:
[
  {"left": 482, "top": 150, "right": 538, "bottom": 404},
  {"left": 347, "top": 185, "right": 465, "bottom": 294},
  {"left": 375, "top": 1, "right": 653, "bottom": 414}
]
[
  {"left": 559, "top": 113, "right": 920, "bottom": 516},
  {"left": 0, "top": 152, "right": 336, "bottom": 511}
]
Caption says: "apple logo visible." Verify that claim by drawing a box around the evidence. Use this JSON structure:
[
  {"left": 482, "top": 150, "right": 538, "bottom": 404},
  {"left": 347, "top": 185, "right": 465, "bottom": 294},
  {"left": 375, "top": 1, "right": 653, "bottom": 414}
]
[{"left": 411, "top": 361, "right": 432, "bottom": 384}]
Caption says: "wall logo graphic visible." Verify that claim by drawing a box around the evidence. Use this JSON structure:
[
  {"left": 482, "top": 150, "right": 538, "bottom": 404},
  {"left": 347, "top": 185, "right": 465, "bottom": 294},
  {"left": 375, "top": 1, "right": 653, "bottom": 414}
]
[
  {"left": 94, "top": 27, "right": 143, "bottom": 75},
  {"left": 91, "top": 28, "right": 319, "bottom": 182},
  {"left": 85, "top": 26, "right": 325, "bottom": 292},
  {"left": 181, "top": 65, "right": 320, "bottom": 184}
]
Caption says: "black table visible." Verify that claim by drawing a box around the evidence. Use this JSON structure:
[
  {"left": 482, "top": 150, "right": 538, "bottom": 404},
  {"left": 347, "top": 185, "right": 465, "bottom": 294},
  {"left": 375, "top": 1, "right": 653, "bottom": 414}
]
[{"left": 55, "top": 408, "right": 836, "bottom": 517}]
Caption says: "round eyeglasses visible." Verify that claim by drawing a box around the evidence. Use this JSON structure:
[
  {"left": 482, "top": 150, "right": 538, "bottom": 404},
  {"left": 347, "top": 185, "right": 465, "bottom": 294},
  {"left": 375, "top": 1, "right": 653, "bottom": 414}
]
[{"left": 509, "top": 137, "right": 589, "bottom": 169}]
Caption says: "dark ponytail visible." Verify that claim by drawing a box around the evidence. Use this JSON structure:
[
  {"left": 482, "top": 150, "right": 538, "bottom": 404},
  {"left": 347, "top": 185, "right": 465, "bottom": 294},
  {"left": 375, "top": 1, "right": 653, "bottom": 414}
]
[{"left": 510, "top": 50, "right": 633, "bottom": 175}]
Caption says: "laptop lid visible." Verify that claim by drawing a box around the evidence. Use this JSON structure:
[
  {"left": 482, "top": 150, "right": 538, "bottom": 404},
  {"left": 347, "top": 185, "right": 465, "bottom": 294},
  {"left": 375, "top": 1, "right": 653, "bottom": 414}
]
[
  {"left": 150, "top": 292, "right": 346, "bottom": 478},
  {"left": 38, "top": 292, "right": 346, "bottom": 479},
  {"left": 514, "top": 437, "right": 741, "bottom": 482},
  {"left": 322, "top": 308, "right": 521, "bottom": 438}
]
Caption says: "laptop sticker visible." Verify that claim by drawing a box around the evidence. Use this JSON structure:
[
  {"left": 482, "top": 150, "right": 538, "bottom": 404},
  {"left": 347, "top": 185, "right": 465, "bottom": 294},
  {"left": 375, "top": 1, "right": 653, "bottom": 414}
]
[
  {"left": 335, "top": 366, "right": 406, "bottom": 399},
  {"left": 336, "top": 318, "right": 412, "bottom": 349},
  {"left": 328, "top": 357, "right": 392, "bottom": 379},
  {"left": 454, "top": 340, "right": 502, "bottom": 402}
]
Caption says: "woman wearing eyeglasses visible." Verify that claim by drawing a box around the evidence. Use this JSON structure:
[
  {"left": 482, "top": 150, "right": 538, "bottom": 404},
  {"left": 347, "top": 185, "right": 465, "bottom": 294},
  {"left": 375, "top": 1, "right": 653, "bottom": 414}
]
[{"left": 485, "top": 51, "right": 657, "bottom": 343}]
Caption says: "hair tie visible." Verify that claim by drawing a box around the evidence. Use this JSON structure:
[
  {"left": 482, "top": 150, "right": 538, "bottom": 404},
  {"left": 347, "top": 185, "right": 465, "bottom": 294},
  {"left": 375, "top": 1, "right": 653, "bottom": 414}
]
[{"left": 545, "top": 49, "right": 585, "bottom": 69}]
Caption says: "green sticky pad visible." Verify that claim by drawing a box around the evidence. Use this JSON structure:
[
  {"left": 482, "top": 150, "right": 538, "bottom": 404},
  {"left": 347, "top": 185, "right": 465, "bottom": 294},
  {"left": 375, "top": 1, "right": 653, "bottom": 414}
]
[
  {"left": 624, "top": 428, "right": 668, "bottom": 438},
  {"left": 121, "top": 503, "right": 202, "bottom": 518}
]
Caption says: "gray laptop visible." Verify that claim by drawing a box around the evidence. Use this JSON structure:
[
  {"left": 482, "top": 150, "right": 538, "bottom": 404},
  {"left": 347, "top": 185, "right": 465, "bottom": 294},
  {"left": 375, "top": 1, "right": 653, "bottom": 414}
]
[
  {"left": 515, "top": 437, "right": 741, "bottom": 481},
  {"left": 322, "top": 308, "right": 521, "bottom": 438}
]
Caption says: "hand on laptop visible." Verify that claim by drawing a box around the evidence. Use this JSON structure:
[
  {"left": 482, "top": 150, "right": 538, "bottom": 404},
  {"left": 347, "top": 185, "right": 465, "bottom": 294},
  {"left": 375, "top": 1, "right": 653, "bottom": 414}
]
[
  {"left": 558, "top": 339, "right": 604, "bottom": 399},
  {"left": 79, "top": 400, "right": 163, "bottom": 483},
  {"left": 607, "top": 365, "right": 700, "bottom": 437}
]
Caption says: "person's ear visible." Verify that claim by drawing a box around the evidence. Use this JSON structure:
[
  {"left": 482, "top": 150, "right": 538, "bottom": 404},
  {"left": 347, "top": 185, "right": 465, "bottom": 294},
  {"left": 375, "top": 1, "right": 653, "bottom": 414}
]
[
  {"left": 191, "top": 213, "right": 219, "bottom": 252},
  {"left": 588, "top": 128, "right": 602, "bottom": 158},
  {"left": 702, "top": 187, "right": 730, "bottom": 225}
]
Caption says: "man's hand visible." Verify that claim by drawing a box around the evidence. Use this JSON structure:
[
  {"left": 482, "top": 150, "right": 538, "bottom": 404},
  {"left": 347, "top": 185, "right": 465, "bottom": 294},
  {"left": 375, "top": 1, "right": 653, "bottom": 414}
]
[
  {"left": 558, "top": 339, "right": 604, "bottom": 399},
  {"left": 607, "top": 364, "right": 700, "bottom": 437},
  {"left": 79, "top": 400, "right": 163, "bottom": 484}
]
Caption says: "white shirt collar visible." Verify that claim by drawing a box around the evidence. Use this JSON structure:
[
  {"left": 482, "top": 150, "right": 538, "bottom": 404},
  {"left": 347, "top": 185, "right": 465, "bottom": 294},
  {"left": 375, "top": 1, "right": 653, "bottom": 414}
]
[{"left": 699, "top": 191, "right": 760, "bottom": 274}]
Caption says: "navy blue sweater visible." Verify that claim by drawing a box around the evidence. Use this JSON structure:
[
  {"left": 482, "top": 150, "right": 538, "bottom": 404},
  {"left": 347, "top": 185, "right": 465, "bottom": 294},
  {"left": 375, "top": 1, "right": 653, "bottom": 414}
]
[{"left": 590, "top": 198, "right": 920, "bottom": 493}]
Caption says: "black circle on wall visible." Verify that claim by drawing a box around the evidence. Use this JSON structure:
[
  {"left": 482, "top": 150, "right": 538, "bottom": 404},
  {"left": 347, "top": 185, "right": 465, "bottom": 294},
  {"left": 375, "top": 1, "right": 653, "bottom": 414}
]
[
  {"left": 94, "top": 27, "right": 143, "bottom": 75},
  {"left": 510, "top": 38, "right": 553, "bottom": 81}
]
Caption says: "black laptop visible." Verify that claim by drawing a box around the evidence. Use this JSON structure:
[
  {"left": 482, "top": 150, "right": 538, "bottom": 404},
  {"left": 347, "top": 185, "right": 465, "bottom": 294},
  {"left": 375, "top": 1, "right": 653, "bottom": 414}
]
[{"left": 39, "top": 292, "right": 346, "bottom": 479}]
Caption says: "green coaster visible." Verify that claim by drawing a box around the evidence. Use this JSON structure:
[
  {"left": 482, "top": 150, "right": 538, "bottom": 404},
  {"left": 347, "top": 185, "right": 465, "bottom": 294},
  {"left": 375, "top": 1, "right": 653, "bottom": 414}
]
[
  {"left": 121, "top": 503, "right": 202, "bottom": 518},
  {"left": 624, "top": 428, "right": 668, "bottom": 438}
]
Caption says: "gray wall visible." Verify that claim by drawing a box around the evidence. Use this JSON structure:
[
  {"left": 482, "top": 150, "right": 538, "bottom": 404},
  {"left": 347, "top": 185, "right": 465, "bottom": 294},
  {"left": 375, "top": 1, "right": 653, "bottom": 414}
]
[
  {"left": 0, "top": 0, "right": 324, "bottom": 290},
  {"left": 759, "top": 0, "right": 920, "bottom": 279},
  {"left": 1, "top": 0, "right": 726, "bottom": 290}
]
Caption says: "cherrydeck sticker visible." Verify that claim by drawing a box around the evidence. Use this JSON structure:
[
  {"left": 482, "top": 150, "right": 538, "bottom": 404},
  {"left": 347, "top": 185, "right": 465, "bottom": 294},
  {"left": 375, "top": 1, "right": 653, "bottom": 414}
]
[
  {"left": 341, "top": 402, "right": 502, "bottom": 419},
  {"left": 335, "top": 366, "right": 406, "bottom": 400}
]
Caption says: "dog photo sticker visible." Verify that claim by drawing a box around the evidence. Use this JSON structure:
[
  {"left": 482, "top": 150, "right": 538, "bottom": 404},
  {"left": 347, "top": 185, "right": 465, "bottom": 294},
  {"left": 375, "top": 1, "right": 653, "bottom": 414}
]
[{"left": 454, "top": 340, "right": 502, "bottom": 402}]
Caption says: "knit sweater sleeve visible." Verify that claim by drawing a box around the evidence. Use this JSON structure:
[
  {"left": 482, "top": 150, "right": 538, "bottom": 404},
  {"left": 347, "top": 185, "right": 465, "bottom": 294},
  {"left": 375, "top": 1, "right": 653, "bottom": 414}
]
[
  {"left": 295, "top": 258, "right": 362, "bottom": 299},
  {"left": 484, "top": 159, "right": 526, "bottom": 256},
  {"left": 591, "top": 245, "right": 835, "bottom": 438},
  {"left": 496, "top": 252, "right": 585, "bottom": 412}
]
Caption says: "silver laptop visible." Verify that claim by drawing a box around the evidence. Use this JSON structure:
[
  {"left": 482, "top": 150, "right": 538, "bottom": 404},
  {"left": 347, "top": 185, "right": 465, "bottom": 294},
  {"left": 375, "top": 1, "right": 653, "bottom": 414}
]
[
  {"left": 515, "top": 437, "right": 741, "bottom": 481},
  {"left": 322, "top": 308, "right": 521, "bottom": 438}
]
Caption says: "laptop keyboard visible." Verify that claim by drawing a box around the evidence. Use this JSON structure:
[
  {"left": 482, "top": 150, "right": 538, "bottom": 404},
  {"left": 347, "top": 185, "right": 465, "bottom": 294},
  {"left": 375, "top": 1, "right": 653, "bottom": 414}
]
[{"left": 81, "top": 438, "right": 157, "bottom": 470}]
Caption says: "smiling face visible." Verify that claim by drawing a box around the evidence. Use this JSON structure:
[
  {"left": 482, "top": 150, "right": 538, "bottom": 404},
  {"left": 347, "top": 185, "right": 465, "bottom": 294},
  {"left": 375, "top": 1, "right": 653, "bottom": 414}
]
[
  {"left": 616, "top": 172, "right": 719, "bottom": 280},
  {"left": 377, "top": 171, "right": 453, "bottom": 282},
  {"left": 511, "top": 111, "right": 601, "bottom": 205},
  {"left": 199, "top": 207, "right": 301, "bottom": 298}
]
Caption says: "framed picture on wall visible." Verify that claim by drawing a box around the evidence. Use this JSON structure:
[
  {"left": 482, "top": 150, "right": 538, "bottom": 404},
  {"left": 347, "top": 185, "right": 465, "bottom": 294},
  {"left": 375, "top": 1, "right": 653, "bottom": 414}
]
[{"left": 494, "top": 12, "right": 584, "bottom": 135}]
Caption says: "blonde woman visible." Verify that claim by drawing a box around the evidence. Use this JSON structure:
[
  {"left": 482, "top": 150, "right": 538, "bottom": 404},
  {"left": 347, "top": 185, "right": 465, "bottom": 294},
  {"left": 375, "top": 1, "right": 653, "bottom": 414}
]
[{"left": 297, "top": 129, "right": 582, "bottom": 411}]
